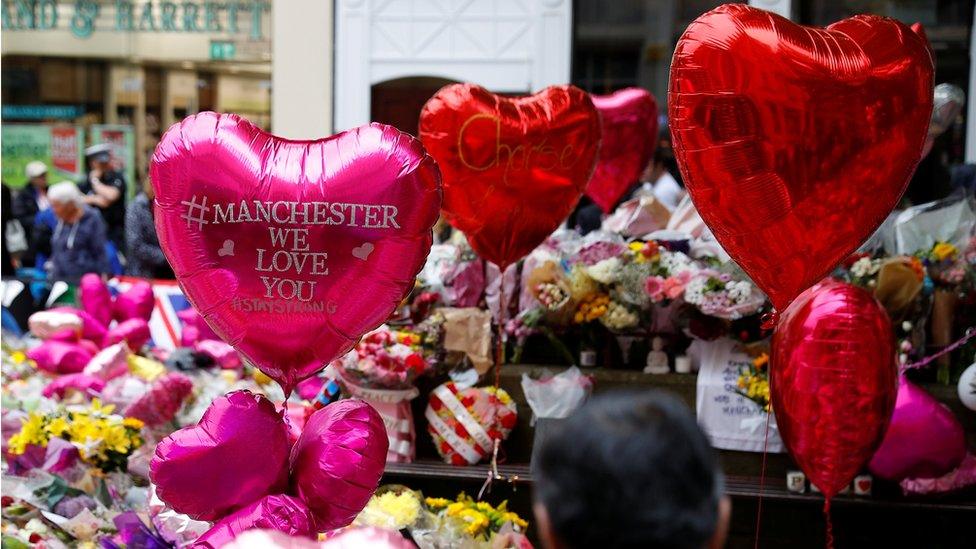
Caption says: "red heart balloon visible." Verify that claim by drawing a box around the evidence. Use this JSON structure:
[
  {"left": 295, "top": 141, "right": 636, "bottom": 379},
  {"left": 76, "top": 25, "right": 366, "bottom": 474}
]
[
  {"left": 420, "top": 84, "right": 600, "bottom": 269},
  {"left": 669, "top": 4, "right": 933, "bottom": 310},
  {"left": 151, "top": 113, "right": 441, "bottom": 393},
  {"left": 587, "top": 88, "right": 659, "bottom": 213},
  {"left": 771, "top": 281, "right": 897, "bottom": 499}
]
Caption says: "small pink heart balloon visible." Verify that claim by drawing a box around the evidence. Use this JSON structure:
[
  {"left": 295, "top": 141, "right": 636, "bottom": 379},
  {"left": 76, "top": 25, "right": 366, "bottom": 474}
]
[
  {"left": 150, "top": 391, "right": 290, "bottom": 521},
  {"left": 113, "top": 281, "right": 154, "bottom": 322},
  {"left": 192, "top": 494, "right": 316, "bottom": 549},
  {"left": 290, "top": 399, "right": 388, "bottom": 531},
  {"left": 79, "top": 273, "right": 112, "bottom": 327},
  {"left": 586, "top": 88, "right": 659, "bottom": 213},
  {"left": 150, "top": 113, "right": 441, "bottom": 394},
  {"left": 869, "top": 377, "right": 966, "bottom": 481}
]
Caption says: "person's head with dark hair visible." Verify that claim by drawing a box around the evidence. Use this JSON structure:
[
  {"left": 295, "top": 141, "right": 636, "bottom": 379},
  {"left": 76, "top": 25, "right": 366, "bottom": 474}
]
[{"left": 532, "top": 391, "right": 729, "bottom": 549}]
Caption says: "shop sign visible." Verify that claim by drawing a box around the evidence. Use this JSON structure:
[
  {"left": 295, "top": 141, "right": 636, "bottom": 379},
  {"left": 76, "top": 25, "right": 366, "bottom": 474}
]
[
  {"left": 1, "top": 124, "right": 85, "bottom": 188},
  {"left": 1, "top": 0, "right": 270, "bottom": 39},
  {"left": 1, "top": 104, "right": 83, "bottom": 120}
]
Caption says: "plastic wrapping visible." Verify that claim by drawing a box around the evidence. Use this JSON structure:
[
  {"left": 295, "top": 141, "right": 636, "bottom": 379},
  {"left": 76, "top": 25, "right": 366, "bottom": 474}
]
[{"left": 520, "top": 367, "right": 592, "bottom": 424}]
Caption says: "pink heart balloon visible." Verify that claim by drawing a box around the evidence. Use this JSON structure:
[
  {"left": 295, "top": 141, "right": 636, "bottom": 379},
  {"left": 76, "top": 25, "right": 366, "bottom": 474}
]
[
  {"left": 113, "top": 281, "right": 155, "bottom": 322},
  {"left": 103, "top": 318, "right": 151, "bottom": 351},
  {"left": 868, "top": 377, "right": 966, "bottom": 481},
  {"left": 150, "top": 113, "right": 441, "bottom": 393},
  {"left": 51, "top": 307, "right": 107, "bottom": 344},
  {"left": 151, "top": 391, "right": 290, "bottom": 521},
  {"left": 79, "top": 273, "right": 113, "bottom": 327},
  {"left": 290, "top": 400, "right": 388, "bottom": 531},
  {"left": 586, "top": 88, "right": 659, "bottom": 213},
  {"left": 27, "top": 340, "right": 93, "bottom": 374},
  {"left": 124, "top": 372, "right": 194, "bottom": 427},
  {"left": 193, "top": 494, "right": 316, "bottom": 549}
]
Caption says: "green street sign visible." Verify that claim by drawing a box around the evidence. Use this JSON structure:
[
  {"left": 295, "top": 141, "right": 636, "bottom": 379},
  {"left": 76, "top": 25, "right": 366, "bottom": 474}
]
[{"left": 210, "top": 40, "right": 236, "bottom": 60}]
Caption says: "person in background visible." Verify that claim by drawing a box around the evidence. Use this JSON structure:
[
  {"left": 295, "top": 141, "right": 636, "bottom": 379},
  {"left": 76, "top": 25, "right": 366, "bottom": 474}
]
[
  {"left": 635, "top": 146, "right": 686, "bottom": 212},
  {"left": 12, "top": 161, "right": 51, "bottom": 266},
  {"left": 533, "top": 391, "right": 730, "bottom": 549},
  {"left": 126, "top": 178, "right": 173, "bottom": 279},
  {"left": 47, "top": 182, "right": 110, "bottom": 278},
  {"left": 2, "top": 184, "right": 17, "bottom": 276},
  {"left": 78, "top": 144, "right": 127, "bottom": 251}
]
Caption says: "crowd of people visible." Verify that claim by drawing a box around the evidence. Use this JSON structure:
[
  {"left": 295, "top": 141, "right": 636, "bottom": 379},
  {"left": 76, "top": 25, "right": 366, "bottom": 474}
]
[{"left": 1, "top": 144, "right": 171, "bottom": 280}]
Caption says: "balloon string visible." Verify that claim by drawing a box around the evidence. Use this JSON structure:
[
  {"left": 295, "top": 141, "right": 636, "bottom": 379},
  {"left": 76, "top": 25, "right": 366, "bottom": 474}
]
[
  {"left": 901, "top": 326, "right": 975, "bottom": 373},
  {"left": 823, "top": 499, "right": 834, "bottom": 549},
  {"left": 482, "top": 262, "right": 508, "bottom": 500},
  {"left": 753, "top": 410, "right": 771, "bottom": 549}
]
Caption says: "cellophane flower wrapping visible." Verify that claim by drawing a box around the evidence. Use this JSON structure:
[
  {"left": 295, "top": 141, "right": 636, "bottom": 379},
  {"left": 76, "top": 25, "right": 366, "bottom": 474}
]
[{"left": 333, "top": 326, "right": 435, "bottom": 463}]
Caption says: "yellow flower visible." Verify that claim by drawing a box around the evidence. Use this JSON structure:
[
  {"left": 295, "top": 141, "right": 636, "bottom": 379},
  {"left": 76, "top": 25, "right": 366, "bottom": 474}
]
[
  {"left": 46, "top": 416, "right": 69, "bottom": 438},
  {"left": 127, "top": 355, "right": 166, "bottom": 381},
  {"left": 502, "top": 511, "right": 529, "bottom": 530},
  {"left": 752, "top": 353, "right": 769, "bottom": 370},
  {"left": 932, "top": 241, "right": 958, "bottom": 261},
  {"left": 123, "top": 417, "right": 145, "bottom": 430},
  {"left": 89, "top": 398, "right": 116, "bottom": 416},
  {"left": 365, "top": 492, "right": 420, "bottom": 528},
  {"left": 8, "top": 412, "right": 48, "bottom": 454},
  {"left": 11, "top": 351, "right": 27, "bottom": 364},
  {"left": 425, "top": 497, "right": 450, "bottom": 510}
]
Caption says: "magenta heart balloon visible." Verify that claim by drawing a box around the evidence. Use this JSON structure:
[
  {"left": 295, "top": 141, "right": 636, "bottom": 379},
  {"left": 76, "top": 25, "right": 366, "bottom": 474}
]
[
  {"left": 150, "top": 391, "right": 290, "bottom": 521},
  {"left": 586, "top": 88, "right": 659, "bottom": 213},
  {"left": 868, "top": 377, "right": 966, "bottom": 481},
  {"left": 79, "top": 273, "right": 112, "bottom": 327},
  {"left": 193, "top": 494, "right": 316, "bottom": 549},
  {"left": 150, "top": 113, "right": 441, "bottom": 394},
  {"left": 113, "top": 280, "right": 154, "bottom": 322},
  {"left": 290, "top": 399, "right": 388, "bottom": 531}
]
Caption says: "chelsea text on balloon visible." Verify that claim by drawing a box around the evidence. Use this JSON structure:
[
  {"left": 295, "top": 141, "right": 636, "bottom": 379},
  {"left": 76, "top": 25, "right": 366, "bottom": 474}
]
[{"left": 457, "top": 113, "right": 581, "bottom": 180}]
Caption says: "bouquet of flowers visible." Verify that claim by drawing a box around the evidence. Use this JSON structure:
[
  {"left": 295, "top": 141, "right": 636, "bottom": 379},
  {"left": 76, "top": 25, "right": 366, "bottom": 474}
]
[
  {"left": 333, "top": 325, "right": 436, "bottom": 463},
  {"left": 683, "top": 268, "right": 764, "bottom": 320},
  {"left": 735, "top": 352, "right": 770, "bottom": 412},
  {"left": 334, "top": 326, "right": 433, "bottom": 391},
  {"left": 7, "top": 399, "right": 144, "bottom": 473},
  {"left": 424, "top": 493, "right": 528, "bottom": 541},
  {"left": 355, "top": 485, "right": 425, "bottom": 532},
  {"left": 917, "top": 241, "right": 972, "bottom": 289},
  {"left": 841, "top": 253, "right": 883, "bottom": 288}
]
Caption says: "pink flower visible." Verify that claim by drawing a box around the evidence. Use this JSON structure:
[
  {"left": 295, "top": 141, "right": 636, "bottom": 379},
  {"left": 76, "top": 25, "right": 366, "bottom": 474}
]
[
  {"left": 663, "top": 271, "right": 692, "bottom": 300},
  {"left": 644, "top": 276, "right": 666, "bottom": 302}
]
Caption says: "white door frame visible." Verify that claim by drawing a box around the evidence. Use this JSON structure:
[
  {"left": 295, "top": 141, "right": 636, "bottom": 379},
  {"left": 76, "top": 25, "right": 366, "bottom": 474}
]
[{"left": 333, "top": 0, "right": 572, "bottom": 132}]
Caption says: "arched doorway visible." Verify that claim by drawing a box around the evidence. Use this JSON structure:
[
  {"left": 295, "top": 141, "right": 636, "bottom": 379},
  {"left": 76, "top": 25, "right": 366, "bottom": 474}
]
[{"left": 370, "top": 77, "right": 459, "bottom": 136}]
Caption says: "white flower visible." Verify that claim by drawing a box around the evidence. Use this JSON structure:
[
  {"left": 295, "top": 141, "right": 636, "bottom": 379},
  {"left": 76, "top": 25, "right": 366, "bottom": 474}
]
[
  {"left": 850, "top": 257, "right": 880, "bottom": 278},
  {"left": 683, "top": 276, "right": 708, "bottom": 306},
  {"left": 586, "top": 257, "right": 621, "bottom": 284},
  {"left": 660, "top": 251, "right": 695, "bottom": 276},
  {"left": 901, "top": 321, "right": 913, "bottom": 332},
  {"left": 727, "top": 280, "right": 753, "bottom": 303},
  {"left": 600, "top": 301, "right": 639, "bottom": 330}
]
